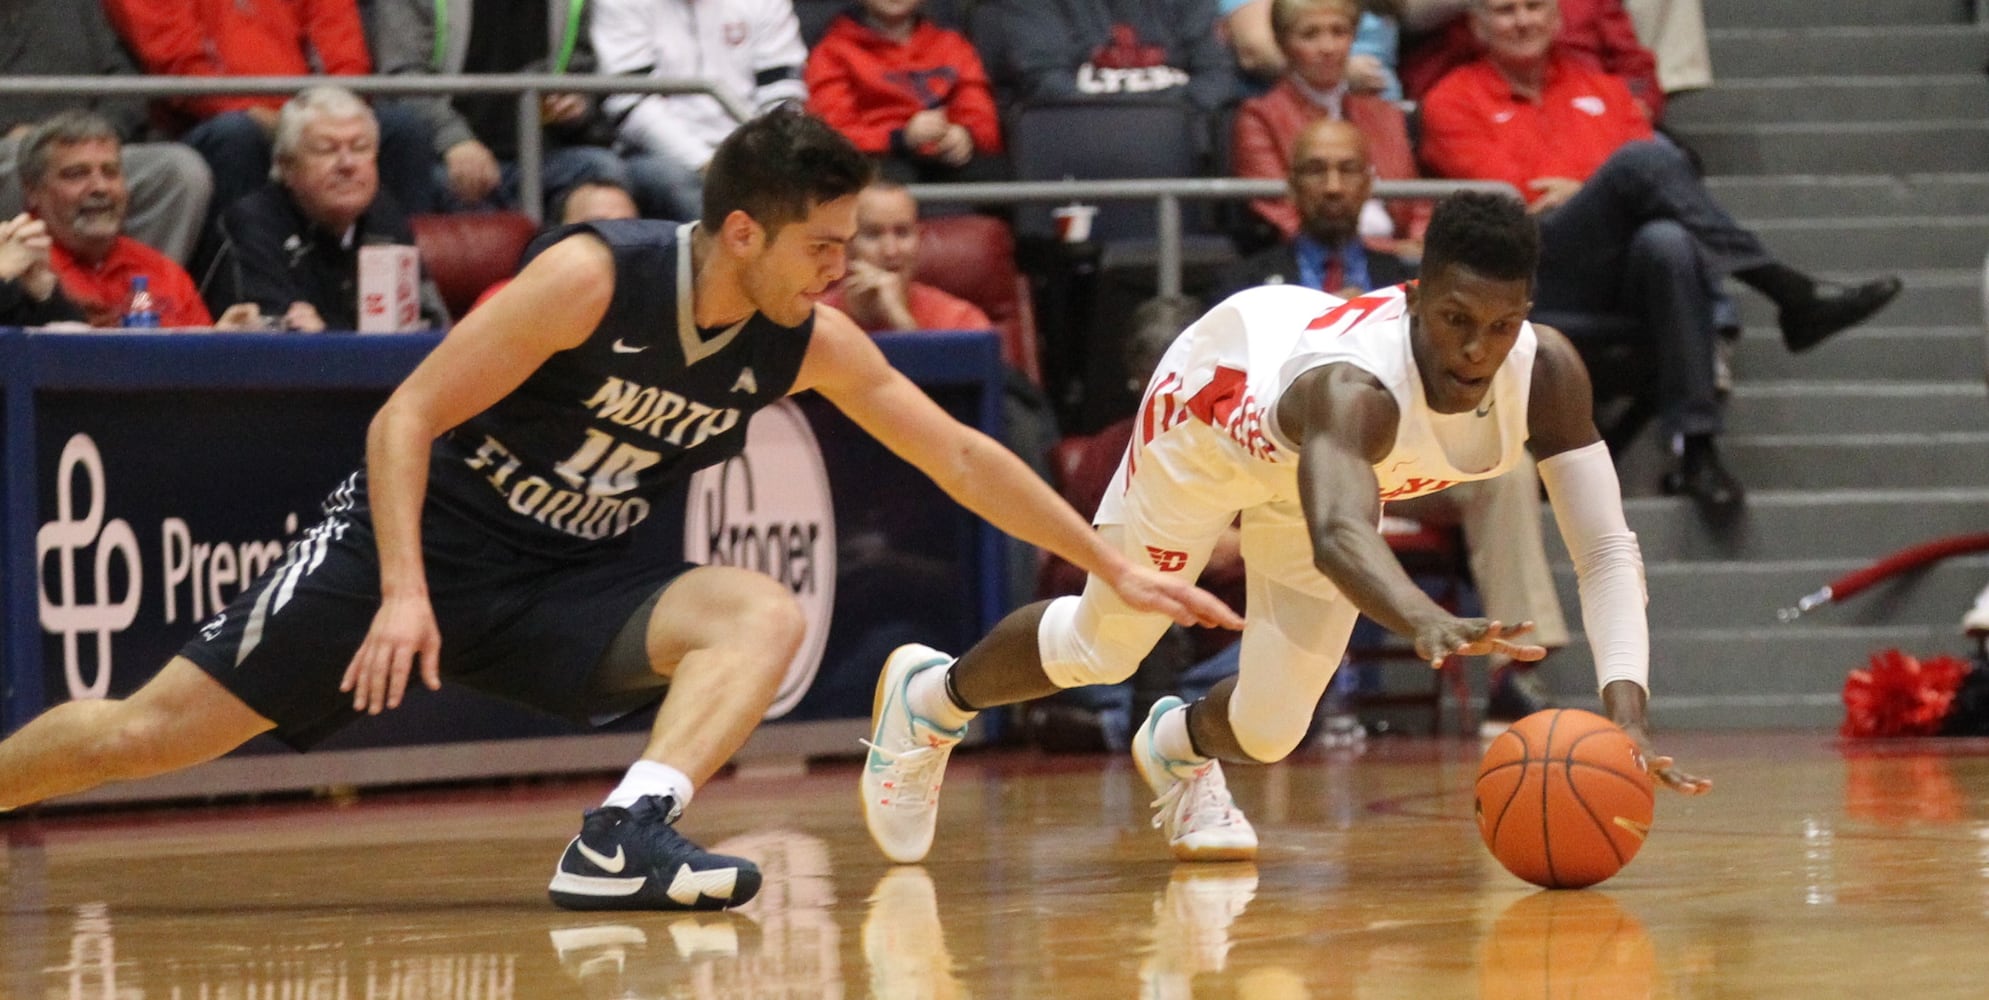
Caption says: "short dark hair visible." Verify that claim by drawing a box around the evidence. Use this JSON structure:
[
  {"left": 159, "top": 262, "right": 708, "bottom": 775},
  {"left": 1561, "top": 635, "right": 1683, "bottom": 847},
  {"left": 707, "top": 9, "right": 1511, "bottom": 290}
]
[
  {"left": 1420, "top": 191, "right": 1538, "bottom": 284},
  {"left": 702, "top": 104, "right": 876, "bottom": 233},
  {"left": 18, "top": 110, "right": 121, "bottom": 190}
]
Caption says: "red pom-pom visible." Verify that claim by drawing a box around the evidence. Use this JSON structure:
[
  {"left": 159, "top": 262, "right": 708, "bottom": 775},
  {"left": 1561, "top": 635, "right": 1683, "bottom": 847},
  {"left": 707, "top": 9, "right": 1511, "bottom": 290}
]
[{"left": 1841, "top": 649, "right": 1974, "bottom": 739}]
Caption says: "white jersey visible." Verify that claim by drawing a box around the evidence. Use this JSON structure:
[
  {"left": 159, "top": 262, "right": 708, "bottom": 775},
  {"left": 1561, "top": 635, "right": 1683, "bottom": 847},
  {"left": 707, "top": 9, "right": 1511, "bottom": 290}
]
[{"left": 1102, "top": 283, "right": 1536, "bottom": 523}]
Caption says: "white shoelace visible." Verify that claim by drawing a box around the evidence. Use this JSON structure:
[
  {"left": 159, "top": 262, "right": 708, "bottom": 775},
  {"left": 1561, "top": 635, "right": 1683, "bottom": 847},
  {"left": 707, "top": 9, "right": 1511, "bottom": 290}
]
[
  {"left": 1149, "top": 764, "right": 1240, "bottom": 833},
  {"left": 860, "top": 738, "right": 952, "bottom": 808}
]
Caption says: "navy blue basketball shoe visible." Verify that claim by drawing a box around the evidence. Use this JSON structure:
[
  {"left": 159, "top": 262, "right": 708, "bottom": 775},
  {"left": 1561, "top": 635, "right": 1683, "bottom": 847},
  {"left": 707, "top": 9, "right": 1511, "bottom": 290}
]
[{"left": 548, "top": 795, "right": 762, "bottom": 911}]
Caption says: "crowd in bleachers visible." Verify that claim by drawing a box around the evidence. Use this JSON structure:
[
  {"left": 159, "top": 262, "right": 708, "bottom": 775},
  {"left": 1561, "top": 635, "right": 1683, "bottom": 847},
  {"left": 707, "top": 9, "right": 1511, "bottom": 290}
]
[{"left": 0, "top": 0, "right": 1908, "bottom": 505}]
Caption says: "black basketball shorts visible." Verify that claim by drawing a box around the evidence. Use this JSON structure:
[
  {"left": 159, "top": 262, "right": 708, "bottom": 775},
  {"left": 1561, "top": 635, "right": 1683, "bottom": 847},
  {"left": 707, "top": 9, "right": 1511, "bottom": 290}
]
[{"left": 179, "top": 475, "right": 694, "bottom": 750}]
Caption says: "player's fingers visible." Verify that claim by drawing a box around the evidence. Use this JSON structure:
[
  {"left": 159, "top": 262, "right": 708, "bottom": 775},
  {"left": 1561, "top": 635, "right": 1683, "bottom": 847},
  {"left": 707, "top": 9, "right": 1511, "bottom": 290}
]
[
  {"left": 350, "top": 643, "right": 381, "bottom": 710},
  {"left": 421, "top": 637, "right": 443, "bottom": 690},
  {"left": 365, "top": 646, "right": 397, "bottom": 714},
  {"left": 1497, "top": 640, "right": 1550, "bottom": 662}
]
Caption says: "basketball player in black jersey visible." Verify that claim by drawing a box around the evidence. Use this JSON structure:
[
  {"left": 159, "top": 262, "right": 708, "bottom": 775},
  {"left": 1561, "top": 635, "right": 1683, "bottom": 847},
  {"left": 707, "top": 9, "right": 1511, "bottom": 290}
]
[{"left": 0, "top": 106, "right": 1242, "bottom": 911}]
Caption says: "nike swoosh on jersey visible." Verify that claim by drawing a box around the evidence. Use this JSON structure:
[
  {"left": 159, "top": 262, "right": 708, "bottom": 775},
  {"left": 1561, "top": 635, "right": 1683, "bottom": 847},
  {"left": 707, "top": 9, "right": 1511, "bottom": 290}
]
[
  {"left": 575, "top": 839, "right": 627, "bottom": 873},
  {"left": 612, "top": 339, "right": 649, "bottom": 354}
]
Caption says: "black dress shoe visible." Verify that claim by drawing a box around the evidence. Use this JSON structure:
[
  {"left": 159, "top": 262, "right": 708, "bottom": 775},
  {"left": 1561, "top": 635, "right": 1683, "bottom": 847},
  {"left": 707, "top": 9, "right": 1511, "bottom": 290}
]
[
  {"left": 1662, "top": 447, "right": 1746, "bottom": 512},
  {"left": 1780, "top": 276, "right": 1903, "bottom": 353}
]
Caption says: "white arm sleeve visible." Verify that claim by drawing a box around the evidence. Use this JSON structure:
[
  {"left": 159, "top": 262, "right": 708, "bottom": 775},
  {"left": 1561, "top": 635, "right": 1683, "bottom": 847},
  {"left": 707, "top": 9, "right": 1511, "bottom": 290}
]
[{"left": 1537, "top": 440, "right": 1650, "bottom": 693}]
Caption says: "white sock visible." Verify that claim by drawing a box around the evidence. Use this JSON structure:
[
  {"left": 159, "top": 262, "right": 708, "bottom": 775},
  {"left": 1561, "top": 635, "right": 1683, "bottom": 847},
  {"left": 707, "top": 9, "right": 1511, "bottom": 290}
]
[
  {"left": 1153, "top": 704, "right": 1205, "bottom": 764},
  {"left": 907, "top": 662, "right": 976, "bottom": 731},
  {"left": 603, "top": 760, "right": 695, "bottom": 812}
]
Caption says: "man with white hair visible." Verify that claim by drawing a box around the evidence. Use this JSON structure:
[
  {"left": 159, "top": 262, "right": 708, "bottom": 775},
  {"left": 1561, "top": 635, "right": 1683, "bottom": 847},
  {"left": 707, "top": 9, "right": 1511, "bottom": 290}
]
[{"left": 199, "top": 87, "right": 447, "bottom": 332}]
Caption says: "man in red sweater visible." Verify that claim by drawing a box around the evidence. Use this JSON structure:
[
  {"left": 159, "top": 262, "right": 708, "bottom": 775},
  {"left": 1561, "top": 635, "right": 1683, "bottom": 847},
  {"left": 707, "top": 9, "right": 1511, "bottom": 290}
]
[
  {"left": 103, "top": 0, "right": 436, "bottom": 224},
  {"left": 1420, "top": 0, "right": 1900, "bottom": 510},
  {"left": 804, "top": 0, "right": 1006, "bottom": 183},
  {"left": 22, "top": 112, "right": 256, "bottom": 329}
]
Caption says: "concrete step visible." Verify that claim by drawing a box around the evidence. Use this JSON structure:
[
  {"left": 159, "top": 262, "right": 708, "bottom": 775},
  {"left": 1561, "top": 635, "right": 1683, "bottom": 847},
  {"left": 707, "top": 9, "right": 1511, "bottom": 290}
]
[
  {"left": 1728, "top": 326, "right": 1982, "bottom": 382},
  {"left": 1537, "top": 624, "right": 1975, "bottom": 729},
  {"left": 1706, "top": 0, "right": 1968, "bottom": 30},
  {"left": 1546, "top": 488, "right": 1989, "bottom": 562},
  {"left": 1721, "top": 430, "right": 1989, "bottom": 490},
  {"left": 1707, "top": 26, "right": 1989, "bottom": 79},
  {"left": 1745, "top": 215, "right": 1989, "bottom": 273},
  {"left": 1733, "top": 268, "right": 1979, "bottom": 328},
  {"left": 1724, "top": 380, "right": 1989, "bottom": 434},
  {"left": 1667, "top": 75, "right": 1989, "bottom": 126},
  {"left": 1708, "top": 175, "right": 1989, "bottom": 221},
  {"left": 1680, "top": 121, "right": 1989, "bottom": 175}
]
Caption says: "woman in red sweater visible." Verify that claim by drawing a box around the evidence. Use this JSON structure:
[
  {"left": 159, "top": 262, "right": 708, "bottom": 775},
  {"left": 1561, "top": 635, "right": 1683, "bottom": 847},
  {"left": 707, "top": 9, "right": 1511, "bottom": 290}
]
[{"left": 805, "top": 0, "right": 1007, "bottom": 182}]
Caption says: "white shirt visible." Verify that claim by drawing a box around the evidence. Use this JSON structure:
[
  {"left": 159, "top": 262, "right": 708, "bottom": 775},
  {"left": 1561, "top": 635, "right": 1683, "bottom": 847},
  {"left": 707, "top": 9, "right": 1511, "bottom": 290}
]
[{"left": 590, "top": 0, "right": 809, "bottom": 170}]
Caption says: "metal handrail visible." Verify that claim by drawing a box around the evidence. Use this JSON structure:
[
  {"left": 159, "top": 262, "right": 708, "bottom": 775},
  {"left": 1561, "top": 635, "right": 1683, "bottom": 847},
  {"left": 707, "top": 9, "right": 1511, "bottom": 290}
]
[
  {"left": 0, "top": 75, "right": 1520, "bottom": 289},
  {"left": 0, "top": 74, "right": 747, "bottom": 222},
  {"left": 907, "top": 177, "right": 1522, "bottom": 296}
]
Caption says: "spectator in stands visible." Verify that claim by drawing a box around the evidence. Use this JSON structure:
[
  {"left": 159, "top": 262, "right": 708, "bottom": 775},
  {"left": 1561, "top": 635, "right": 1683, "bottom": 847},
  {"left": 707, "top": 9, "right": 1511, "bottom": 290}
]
[
  {"left": 820, "top": 182, "right": 992, "bottom": 332},
  {"left": 103, "top": 0, "right": 437, "bottom": 221},
  {"left": 22, "top": 113, "right": 258, "bottom": 330},
  {"left": 987, "top": 0, "right": 1235, "bottom": 120},
  {"left": 0, "top": 0, "right": 213, "bottom": 267},
  {"left": 200, "top": 88, "right": 447, "bottom": 332},
  {"left": 1231, "top": 0, "right": 1425, "bottom": 254},
  {"left": 1224, "top": 0, "right": 1404, "bottom": 100},
  {"left": 1420, "top": 0, "right": 1902, "bottom": 509},
  {"left": 369, "top": 0, "right": 647, "bottom": 218},
  {"left": 1217, "top": 120, "right": 1413, "bottom": 298},
  {"left": 555, "top": 180, "right": 642, "bottom": 227},
  {"left": 1215, "top": 117, "right": 1567, "bottom": 725},
  {"left": 1399, "top": 0, "right": 1663, "bottom": 120},
  {"left": 804, "top": 0, "right": 1007, "bottom": 183},
  {"left": 469, "top": 180, "right": 643, "bottom": 312},
  {"left": 590, "top": 0, "right": 810, "bottom": 221},
  {"left": 1621, "top": 0, "right": 1710, "bottom": 98},
  {"left": 0, "top": 214, "right": 83, "bottom": 327}
]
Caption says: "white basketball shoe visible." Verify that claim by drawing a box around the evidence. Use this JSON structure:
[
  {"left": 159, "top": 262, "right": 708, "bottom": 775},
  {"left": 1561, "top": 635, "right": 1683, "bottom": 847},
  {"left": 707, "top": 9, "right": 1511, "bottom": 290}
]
[
  {"left": 1132, "top": 697, "right": 1258, "bottom": 862},
  {"left": 861, "top": 644, "right": 968, "bottom": 864}
]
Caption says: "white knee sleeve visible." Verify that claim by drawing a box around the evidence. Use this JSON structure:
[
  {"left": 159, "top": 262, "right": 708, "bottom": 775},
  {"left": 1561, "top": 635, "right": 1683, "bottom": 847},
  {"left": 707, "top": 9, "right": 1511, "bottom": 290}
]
[{"left": 1037, "top": 592, "right": 1172, "bottom": 689}]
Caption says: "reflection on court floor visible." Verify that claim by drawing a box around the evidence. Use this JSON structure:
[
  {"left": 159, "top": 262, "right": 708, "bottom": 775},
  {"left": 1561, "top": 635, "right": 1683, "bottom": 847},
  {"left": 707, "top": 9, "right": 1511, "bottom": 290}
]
[{"left": 11, "top": 732, "right": 1989, "bottom": 998}]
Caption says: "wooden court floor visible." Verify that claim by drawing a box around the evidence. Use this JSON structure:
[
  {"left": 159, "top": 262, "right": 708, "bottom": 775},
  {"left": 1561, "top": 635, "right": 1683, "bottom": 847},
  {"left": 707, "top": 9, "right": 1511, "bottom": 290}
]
[{"left": 8, "top": 729, "right": 1989, "bottom": 998}]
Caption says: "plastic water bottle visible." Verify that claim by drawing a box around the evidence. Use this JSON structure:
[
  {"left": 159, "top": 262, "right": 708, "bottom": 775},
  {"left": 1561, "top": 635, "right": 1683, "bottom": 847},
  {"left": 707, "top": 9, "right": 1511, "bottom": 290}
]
[{"left": 122, "top": 274, "right": 159, "bottom": 328}]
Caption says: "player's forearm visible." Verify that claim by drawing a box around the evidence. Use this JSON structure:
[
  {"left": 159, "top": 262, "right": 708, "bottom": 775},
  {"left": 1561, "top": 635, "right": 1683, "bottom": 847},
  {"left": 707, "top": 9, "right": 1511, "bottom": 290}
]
[
  {"left": 942, "top": 431, "right": 1133, "bottom": 585},
  {"left": 364, "top": 399, "right": 436, "bottom": 600},
  {"left": 1311, "top": 514, "right": 1452, "bottom": 638}
]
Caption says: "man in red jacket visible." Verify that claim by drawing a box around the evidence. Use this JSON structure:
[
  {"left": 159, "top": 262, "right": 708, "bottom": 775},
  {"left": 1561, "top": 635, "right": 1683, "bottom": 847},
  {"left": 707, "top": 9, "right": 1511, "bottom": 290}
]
[
  {"left": 22, "top": 112, "right": 258, "bottom": 329},
  {"left": 1419, "top": 0, "right": 1900, "bottom": 511},
  {"left": 804, "top": 0, "right": 1007, "bottom": 182},
  {"left": 103, "top": 0, "right": 437, "bottom": 223}
]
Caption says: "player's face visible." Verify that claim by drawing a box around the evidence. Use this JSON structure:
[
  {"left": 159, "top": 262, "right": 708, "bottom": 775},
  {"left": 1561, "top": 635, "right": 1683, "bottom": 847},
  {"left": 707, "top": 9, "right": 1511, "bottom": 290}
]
[
  {"left": 860, "top": 0, "right": 922, "bottom": 24},
  {"left": 25, "top": 138, "right": 128, "bottom": 256},
  {"left": 1473, "top": 0, "right": 1560, "bottom": 64},
  {"left": 849, "top": 187, "right": 920, "bottom": 276},
  {"left": 1406, "top": 263, "right": 1533, "bottom": 414},
  {"left": 745, "top": 194, "right": 857, "bottom": 326},
  {"left": 1279, "top": 5, "right": 1356, "bottom": 91}
]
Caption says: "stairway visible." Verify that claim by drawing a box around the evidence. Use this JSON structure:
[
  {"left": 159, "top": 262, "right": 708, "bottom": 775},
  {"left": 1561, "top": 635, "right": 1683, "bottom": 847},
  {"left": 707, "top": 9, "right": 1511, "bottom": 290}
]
[{"left": 1538, "top": 2, "right": 1989, "bottom": 728}]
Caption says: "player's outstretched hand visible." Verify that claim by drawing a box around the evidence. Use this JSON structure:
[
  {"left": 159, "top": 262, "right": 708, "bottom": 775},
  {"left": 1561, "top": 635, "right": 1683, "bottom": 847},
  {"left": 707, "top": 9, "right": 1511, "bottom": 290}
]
[
  {"left": 1414, "top": 618, "right": 1547, "bottom": 669},
  {"left": 1111, "top": 567, "right": 1245, "bottom": 630},
  {"left": 340, "top": 593, "right": 443, "bottom": 715},
  {"left": 1619, "top": 721, "right": 1713, "bottom": 796}
]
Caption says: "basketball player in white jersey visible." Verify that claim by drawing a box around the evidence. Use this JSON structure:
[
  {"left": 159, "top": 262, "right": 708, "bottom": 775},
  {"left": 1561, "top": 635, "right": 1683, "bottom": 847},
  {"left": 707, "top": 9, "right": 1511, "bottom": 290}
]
[{"left": 863, "top": 192, "right": 1712, "bottom": 864}]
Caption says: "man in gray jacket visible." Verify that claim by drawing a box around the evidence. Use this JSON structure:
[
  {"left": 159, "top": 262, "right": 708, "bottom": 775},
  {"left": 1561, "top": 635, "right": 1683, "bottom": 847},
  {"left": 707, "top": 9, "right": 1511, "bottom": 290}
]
[{"left": 368, "top": 0, "right": 643, "bottom": 219}]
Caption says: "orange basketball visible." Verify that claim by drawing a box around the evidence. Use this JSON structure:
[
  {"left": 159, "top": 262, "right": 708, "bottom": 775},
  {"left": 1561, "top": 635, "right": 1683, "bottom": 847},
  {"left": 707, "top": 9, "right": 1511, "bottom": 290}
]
[{"left": 1475, "top": 709, "right": 1654, "bottom": 888}]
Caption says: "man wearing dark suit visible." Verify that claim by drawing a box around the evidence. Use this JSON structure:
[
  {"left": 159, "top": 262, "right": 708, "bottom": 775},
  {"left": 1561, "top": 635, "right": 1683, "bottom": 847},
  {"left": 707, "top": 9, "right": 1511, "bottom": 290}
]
[{"left": 1214, "top": 118, "right": 1414, "bottom": 301}]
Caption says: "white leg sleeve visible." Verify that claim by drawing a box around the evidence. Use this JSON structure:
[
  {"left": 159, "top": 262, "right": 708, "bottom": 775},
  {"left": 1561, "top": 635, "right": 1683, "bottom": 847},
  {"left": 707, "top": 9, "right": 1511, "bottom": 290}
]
[
  {"left": 1225, "top": 505, "right": 1362, "bottom": 762},
  {"left": 1538, "top": 441, "right": 1650, "bottom": 693}
]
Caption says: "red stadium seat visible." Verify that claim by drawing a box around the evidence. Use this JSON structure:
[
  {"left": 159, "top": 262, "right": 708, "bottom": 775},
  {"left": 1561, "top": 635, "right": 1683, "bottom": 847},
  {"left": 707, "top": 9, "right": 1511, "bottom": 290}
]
[
  {"left": 409, "top": 212, "right": 539, "bottom": 321},
  {"left": 913, "top": 213, "right": 1043, "bottom": 386}
]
